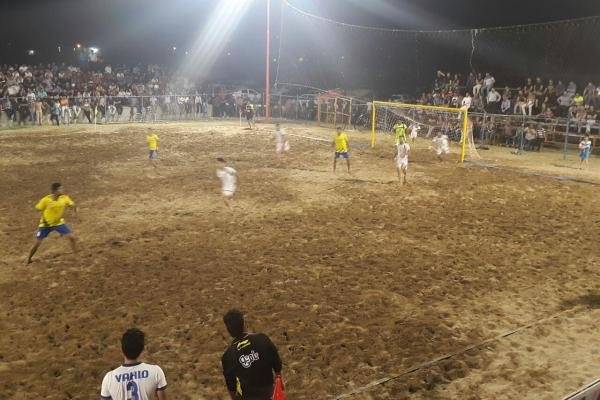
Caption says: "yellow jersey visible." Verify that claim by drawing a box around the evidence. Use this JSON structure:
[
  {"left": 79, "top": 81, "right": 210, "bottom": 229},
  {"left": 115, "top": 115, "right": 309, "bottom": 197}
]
[
  {"left": 147, "top": 134, "right": 159, "bottom": 150},
  {"left": 36, "top": 194, "right": 74, "bottom": 227},
  {"left": 334, "top": 132, "right": 349, "bottom": 152}
]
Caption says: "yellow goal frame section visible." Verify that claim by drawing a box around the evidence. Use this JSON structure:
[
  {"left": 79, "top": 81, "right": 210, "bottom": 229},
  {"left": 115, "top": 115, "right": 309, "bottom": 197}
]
[{"left": 371, "top": 101, "right": 470, "bottom": 163}]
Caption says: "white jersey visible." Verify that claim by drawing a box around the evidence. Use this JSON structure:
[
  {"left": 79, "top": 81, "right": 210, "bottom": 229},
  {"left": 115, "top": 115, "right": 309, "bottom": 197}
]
[
  {"left": 433, "top": 135, "right": 450, "bottom": 155},
  {"left": 396, "top": 143, "right": 410, "bottom": 159},
  {"left": 409, "top": 125, "right": 419, "bottom": 138},
  {"left": 101, "top": 362, "right": 167, "bottom": 400},
  {"left": 396, "top": 143, "right": 410, "bottom": 168},
  {"left": 275, "top": 128, "right": 290, "bottom": 153},
  {"left": 217, "top": 166, "right": 237, "bottom": 194}
]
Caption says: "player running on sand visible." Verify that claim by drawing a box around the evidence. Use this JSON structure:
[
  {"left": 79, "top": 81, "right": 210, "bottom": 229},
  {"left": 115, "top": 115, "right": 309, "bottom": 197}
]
[
  {"left": 432, "top": 131, "right": 450, "bottom": 161},
  {"left": 26, "top": 182, "right": 77, "bottom": 264},
  {"left": 395, "top": 138, "right": 411, "bottom": 185},
  {"left": 333, "top": 127, "right": 350, "bottom": 173},
  {"left": 216, "top": 158, "right": 238, "bottom": 208},
  {"left": 147, "top": 131, "right": 159, "bottom": 160},
  {"left": 274, "top": 123, "right": 290, "bottom": 155}
]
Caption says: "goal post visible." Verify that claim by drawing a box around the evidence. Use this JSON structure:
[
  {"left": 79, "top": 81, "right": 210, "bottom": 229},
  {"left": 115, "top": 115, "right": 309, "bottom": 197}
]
[{"left": 370, "top": 101, "right": 477, "bottom": 162}]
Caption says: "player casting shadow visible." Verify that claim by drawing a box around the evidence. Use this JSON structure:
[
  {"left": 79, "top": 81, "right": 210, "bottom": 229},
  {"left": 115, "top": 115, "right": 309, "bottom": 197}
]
[{"left": 560, "top": 292, "right": 600, "bottom": 310}]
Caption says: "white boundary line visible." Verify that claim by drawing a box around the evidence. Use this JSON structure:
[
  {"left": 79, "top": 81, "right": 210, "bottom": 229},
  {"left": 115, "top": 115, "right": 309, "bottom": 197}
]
[{"left": 334, "top": 306, "right": 585, "bottom": 399}]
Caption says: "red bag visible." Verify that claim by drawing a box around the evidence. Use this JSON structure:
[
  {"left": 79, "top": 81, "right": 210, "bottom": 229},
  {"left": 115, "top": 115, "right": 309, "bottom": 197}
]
[{"left": 272, "top": 375, "right": 287, "bottom": 400}]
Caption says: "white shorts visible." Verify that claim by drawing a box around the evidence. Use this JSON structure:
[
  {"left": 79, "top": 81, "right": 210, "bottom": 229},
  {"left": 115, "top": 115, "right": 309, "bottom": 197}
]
[
  {"left": 436, "top": 146, "right": 450, "bottom": 156},
  {"left": 222, "top": 189, "right": 235, "bottom": 198},
  {"left": 276, "top": 141, "right": 290, "bottom": 153},
  {"left": 410, "top": 132, "right": 417, "bottom": 139},
  {"left": 396, "top": 157, "right": 408, "bottom": 170}
]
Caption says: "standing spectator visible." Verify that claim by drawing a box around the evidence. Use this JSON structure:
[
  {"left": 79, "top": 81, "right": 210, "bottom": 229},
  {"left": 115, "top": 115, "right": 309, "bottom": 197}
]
[
  {"left": 472, "top": 79, "right": 482, "bottom": 98},
  {"left": 500, "top": 94, "right": 511, "bottom": 114},
  {"left": 50, "top": 100, "right": 61, "bottom": 126},
  {"left": 556, "top": 80, "right": 566, "bottom": 97},
  {"left": 34, "top": 98, "right": 44, "bottom": 126},
  {"left": 583, "top": 83, "right": 596, "bottom": 106},
  {"left": 483, "top": 72, "right": 495, "bottom": 97},
  {"left": 557, "top": 92, "right": 572, "bottom": 118},
  {"left": 534, "top": 124, "right": 545, "bottom": 152},
  {"left": 461, "top": 92, "right": 472, "bottom": 110},
  {"left": 545, "top": 80, "right": 556, "bottom": 101},
  {"left": 221, "top": 309, "right": 283, "bottom": 400},
  {"left": 100, "top": 328, "right": 168, "bottom": 400},
  {"left": 579, "top": 135, "right": 592, "bottom": 169},
  {"left": 486, "top": 88, "right": 501, "bottom": 113},
  {"left": 585, "top": 107, "right": 597, "bottom": 134}
]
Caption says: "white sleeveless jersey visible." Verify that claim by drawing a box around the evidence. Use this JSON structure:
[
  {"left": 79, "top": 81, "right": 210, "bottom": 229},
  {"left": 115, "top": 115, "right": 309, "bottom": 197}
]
[{"left": 101, "top": 362, "right": 167, "bottom": 400}]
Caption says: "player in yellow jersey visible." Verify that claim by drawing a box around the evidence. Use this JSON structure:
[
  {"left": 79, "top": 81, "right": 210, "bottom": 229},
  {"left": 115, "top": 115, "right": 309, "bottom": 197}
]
[
  {"left": 147, "top": 131, "right": 159, "bottom": 159},
  {"left": 26, "top": 182, "right": 78, "bottom": 264},
  {"left": 332, "top": 127, "right": 350, "bottom": 173}
]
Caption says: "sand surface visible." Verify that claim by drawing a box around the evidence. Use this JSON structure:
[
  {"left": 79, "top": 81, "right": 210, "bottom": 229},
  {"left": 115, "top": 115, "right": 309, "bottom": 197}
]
[{"left": 0, "top": 121, "right": 598, "bottom": 399}]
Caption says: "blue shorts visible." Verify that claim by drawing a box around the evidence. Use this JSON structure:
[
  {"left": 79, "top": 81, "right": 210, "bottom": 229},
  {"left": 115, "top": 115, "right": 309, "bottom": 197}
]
[
  {"left": 36, "top": 224, "right": 71, "bottom": 239},
  {"left": 580, "top": 149, "right": 590, "bottom": 160},
  {"left": 149, "top": 150, "right": 158, "bottom": 159},
  {"left": 334, "top": 151, "right": 349, "bottom": 159}
]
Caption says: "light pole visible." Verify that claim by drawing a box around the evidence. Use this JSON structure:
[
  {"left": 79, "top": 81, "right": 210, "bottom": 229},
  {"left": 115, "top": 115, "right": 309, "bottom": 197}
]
[{"left": 265, "top": 0, "right": 271, "bottom": 120}]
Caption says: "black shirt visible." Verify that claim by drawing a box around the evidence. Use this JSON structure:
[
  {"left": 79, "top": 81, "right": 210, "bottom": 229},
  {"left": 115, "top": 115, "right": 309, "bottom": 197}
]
[{"left": 222, "top": 333, "right": 282, "bottom": 397}]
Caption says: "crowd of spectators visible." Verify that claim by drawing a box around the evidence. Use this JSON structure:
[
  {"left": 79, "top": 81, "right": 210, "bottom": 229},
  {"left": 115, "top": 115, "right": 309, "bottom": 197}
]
[
  {"left": 0, "top": 63, "right": 273, "bottom": 125},
  {"left": 419, "top": 71, "right": 599, "bottom": 135}
]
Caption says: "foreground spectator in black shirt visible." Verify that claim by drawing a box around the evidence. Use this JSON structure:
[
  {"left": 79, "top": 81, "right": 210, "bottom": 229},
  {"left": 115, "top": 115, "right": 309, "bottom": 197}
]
[{"left": 221, "top": 309, "right": 283, "bottom": 400}]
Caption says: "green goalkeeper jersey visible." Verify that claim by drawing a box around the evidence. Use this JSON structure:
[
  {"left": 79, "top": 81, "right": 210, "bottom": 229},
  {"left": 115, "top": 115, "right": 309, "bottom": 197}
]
[{"left": 394, "top": 123, "right": 407, "bottom": 144}]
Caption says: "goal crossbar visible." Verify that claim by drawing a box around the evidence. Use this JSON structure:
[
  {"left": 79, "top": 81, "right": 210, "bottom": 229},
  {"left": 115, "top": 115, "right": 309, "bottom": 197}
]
[{"left": 371, "top": 101, "right": 470, "bottom": 162}]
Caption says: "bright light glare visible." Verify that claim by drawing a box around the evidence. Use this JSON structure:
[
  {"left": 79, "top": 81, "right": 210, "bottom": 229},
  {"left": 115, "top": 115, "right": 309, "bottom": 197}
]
[
  {"left": 89, "top": 47, "right": 99, "bottom": 54},
  {"left": 179, "top": 0, "right": 254, "bottom": 80},
  {"left": 28, "top": 49, "right": 35, "bottom": 56}
]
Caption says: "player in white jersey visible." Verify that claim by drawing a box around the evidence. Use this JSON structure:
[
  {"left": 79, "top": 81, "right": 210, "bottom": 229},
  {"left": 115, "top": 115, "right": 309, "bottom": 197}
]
[
  {"left": 432, "top": 131, "right": 450, "bottom": 161},
  {"left": 274, "top": 123, "right": 290, "bottom": 155},
  {"left": 216, "top": 157, "right": 237, "bottom": 208},
  {"left": 394, "top": 138, "right": 411, "bottom": 185},
  {"left": 101, "top": 328, "right": 167, "bottom": 400},
  {"left": 409, "top": 123, "right": 419, "bottom": 143}
]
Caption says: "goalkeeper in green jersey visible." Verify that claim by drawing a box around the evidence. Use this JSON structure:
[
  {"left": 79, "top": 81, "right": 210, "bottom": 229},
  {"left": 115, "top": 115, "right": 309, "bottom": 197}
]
[{"left": 393, "top": 121, "right": 408, "bottom": 145}]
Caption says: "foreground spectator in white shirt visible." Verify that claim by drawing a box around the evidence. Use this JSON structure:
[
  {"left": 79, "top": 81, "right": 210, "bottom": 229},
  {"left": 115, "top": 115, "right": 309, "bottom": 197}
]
[{"left": 101, "top": 328, "right": 167, "bottom": 400}]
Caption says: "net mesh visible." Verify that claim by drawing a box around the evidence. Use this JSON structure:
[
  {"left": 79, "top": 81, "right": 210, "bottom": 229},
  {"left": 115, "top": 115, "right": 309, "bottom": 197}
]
[{"left": 374, "top": 103, "right": 480, "bottom": 160}]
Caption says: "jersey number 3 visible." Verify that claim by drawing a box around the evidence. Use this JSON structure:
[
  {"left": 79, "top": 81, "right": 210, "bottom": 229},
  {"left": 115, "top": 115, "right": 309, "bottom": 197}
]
[{"left": 127, "top": 381, "right": 139, "bottom": 400}]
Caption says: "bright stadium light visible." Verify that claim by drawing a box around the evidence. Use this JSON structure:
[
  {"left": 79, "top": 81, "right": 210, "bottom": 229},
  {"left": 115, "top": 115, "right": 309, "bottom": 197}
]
[
  {"left": 76, "top": 43, "right": 81, "bottom": 49},
  {"left": 27, "top": 49, "right": 35, "bottom": 56},
  {"left": 178, "top": 0, "right": 254, "bottom": 81},
  {"left": 89, "top": 47, "right": 99, "bottom": 54}
]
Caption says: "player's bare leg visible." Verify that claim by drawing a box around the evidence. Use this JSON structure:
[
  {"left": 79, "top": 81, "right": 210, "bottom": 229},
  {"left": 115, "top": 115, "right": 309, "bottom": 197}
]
[
  {"left": 66, "top": 234, "right": 78, "bottom": 253},
  {"left": 26, "top": 239, "right": 43, "bottom": 264},
  {"left": 333, "top": 158, "right": 337, "bottom": 173},
  {"left": 346, "top": 159, "right": 351, "bottom": 174}
]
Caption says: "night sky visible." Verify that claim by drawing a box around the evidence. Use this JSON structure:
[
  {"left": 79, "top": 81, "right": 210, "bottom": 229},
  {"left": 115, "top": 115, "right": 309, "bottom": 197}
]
[{"left": 1, "top": 0, "right": 599, "bottom": 91}]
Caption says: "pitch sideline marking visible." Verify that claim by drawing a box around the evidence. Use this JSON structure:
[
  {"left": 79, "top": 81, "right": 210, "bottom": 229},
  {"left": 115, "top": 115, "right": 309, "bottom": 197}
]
[{"left": 333, "top": 305, "right": 586, "bottom": 399}]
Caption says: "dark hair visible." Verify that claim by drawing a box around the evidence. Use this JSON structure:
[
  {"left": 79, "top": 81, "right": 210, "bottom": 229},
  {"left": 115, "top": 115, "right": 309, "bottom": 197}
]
[
  {"left": 121, "top": 328, "right": 145, "bottom": 360},
  {"left": 223, "top": 309, "right": 245, "bottom": 338},
  {"left": 51, "top": 182, "right": 61, "bottom": 192},
  {"left": 216, "top": 157, "right": 226, "bottom": 163}
]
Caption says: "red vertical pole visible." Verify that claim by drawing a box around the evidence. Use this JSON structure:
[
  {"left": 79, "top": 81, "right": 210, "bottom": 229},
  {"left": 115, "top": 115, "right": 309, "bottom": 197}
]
[{"left": 265, "top": 0, "right": 271, "bottom": 120}]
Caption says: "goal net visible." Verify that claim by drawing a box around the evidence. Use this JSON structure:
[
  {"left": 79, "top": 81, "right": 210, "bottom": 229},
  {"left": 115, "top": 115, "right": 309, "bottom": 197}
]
[{"left": 371, "top": 101, "right": 480, "bottom": 162}]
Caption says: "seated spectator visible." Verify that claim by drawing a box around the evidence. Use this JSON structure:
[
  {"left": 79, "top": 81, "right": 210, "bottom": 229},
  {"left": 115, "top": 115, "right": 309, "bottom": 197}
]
[{"left": 500, "top": 94, "right": 511, "bottom": 114}]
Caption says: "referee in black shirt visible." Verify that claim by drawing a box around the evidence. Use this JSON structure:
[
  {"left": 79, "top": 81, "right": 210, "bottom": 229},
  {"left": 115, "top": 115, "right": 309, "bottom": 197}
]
[{"left": 221, "top": 309, "right": 283, "bottom": 400}]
